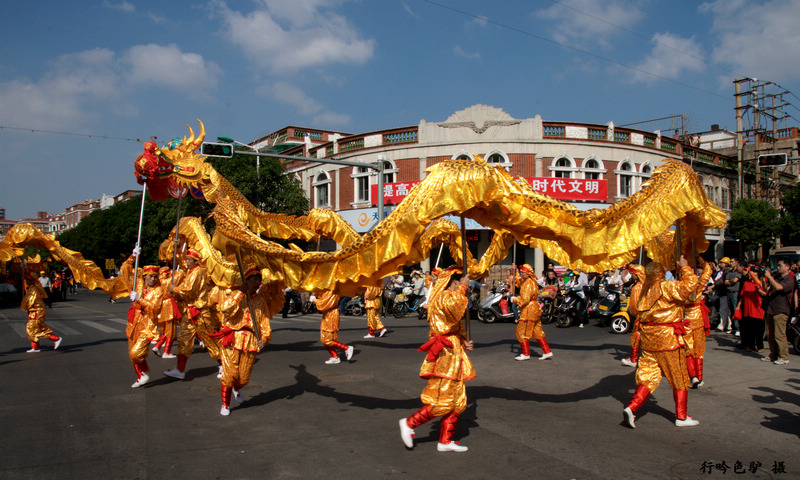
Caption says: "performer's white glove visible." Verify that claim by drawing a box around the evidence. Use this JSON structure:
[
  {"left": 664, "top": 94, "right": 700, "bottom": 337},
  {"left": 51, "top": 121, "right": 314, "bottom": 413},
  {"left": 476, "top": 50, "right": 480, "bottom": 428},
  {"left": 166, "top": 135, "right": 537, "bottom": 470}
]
[
  {"left": 129, "top": 291, "right": 140, "bottom": 302},
  {"left": 510, "top": 297, "right": 516, "bottom": 304},
  {"left": 132, "top": 246, "right": 141, "bottom": 257}
]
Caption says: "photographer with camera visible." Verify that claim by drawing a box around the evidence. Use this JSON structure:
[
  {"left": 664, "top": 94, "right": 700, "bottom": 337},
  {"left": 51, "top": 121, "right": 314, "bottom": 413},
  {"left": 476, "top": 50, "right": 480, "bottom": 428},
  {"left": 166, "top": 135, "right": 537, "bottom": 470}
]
[
  {"left": 733, "top": 263, "right": 767, "bottom": 353},
  {"left": 762, "top": 259, "right": 795, "bottom": 365}
]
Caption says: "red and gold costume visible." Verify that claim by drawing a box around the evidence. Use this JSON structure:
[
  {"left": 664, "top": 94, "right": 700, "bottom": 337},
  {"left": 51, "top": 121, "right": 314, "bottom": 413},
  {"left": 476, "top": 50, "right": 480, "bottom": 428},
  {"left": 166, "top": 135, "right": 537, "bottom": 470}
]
[
  {"left": 167, "top": 251, "right": 220, "bottom": 376},
  {"left": 317, "top": 290, "right": 353, "bottom": 362},
  {"left": 624, "top": 263, "right": 698, "bottom": 427},
  {"left": 20, "top": 275, "right": 61, "bottom": 352},
  {"left": 154, "top": 266, "right": 183, "bottom": 357},
  {"left": 122, "top": 263, "right": 163, "bottom": 387},
  {"left": 684, "top": 261, "right": 713, "bottom": 385},
  {"left": 623, "top": 265, "right": 645, "bottom": 366},
  {"left": 213, "top": 272, "right": 283, "bottom": 414},
  {"left": 513, "top": 264, "right": 551, "bottom": 360},
  {"left": 400, "top": 268, "right": 475, "bottom": 451},
  {"left": 364, "top": 286, "right": 385, "bottom": 337}
]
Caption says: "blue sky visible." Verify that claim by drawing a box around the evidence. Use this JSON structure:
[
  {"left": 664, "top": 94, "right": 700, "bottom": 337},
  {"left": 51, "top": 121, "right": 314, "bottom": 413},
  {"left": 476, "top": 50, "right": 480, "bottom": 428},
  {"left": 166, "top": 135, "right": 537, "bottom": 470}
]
[{"left": 2, "top": 0, "right": 799, "bottom": 221}]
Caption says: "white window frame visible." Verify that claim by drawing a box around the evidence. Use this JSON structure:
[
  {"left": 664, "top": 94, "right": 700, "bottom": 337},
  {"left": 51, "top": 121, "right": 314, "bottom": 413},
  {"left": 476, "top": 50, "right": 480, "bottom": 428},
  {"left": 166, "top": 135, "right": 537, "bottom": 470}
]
[
  {"left": 614, "top": 159, "right": 634, "bottom": 199},
  {"left": 549, "top": 154, "right": 578, "bottom": 178},
  {"left": 580, "top": 156, "right": 604, "bottom": 180},
  {"left": 312, "top": 171, "right": 331, "bottom": 208},
  {"left": 350, "top": 165, "right": 371, "bottom": 207}
]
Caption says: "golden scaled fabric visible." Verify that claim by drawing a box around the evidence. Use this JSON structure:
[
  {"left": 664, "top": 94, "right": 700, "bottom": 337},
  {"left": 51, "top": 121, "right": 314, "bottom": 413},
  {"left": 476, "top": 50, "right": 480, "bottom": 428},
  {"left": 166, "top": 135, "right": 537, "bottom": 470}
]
[
  {"left": 420, "top": 284, "right": 476, "bottom": 382},
  {"left": 635, "top": 349, "right": 691, "bottom": 392},
  {"left": 217, "top": 287, "right": 274, "bottom": 351},
  {"left": 155, "top": 121, "right": 726, "bottom": 294},
  {"left": 515, "top": 277, "right": 541, "bottom": 321},
  {"left": 0, "top": 223, "right": 129, "bottom": 299},
  {"left": 630, "top": 266, "right": 698, "bottom": 352},
  {"left": 317, "top": 291, "right": 341, "bottom": 332}
]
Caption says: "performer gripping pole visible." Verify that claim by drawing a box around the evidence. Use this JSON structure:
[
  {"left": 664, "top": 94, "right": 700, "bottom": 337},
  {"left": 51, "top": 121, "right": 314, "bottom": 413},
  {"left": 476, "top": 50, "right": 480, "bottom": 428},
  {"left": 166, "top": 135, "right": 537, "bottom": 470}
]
[
  {"left": 170, "top": 193, "right": 183, "bottom": 285},
  {"left": 460, "top": 215, "right": 470, "bottom": 340}
]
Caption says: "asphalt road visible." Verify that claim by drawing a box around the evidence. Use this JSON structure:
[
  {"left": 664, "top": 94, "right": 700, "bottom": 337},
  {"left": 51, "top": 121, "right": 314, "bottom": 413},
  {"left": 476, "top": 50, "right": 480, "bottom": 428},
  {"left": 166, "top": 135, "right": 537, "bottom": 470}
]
[{"left": 0, "top": 289, "right": 797, "bottom": 480}]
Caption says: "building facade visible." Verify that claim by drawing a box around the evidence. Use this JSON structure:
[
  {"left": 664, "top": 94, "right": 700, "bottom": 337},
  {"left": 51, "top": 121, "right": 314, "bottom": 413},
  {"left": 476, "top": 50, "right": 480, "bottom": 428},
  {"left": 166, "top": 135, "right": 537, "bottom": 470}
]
[{"left": 256, "top": 105, "right": 763, "bottom": 274}]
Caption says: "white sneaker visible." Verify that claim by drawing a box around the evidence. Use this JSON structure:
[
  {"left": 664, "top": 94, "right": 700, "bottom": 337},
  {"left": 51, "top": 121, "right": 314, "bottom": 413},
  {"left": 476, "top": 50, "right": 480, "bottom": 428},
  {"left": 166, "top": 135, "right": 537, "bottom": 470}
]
[
  {"left": 514, "top": 354, "right": 530, "bottom": 361},
  {"left": 675, "top": 416, "right": 699, "bottom": 427},
  {"left": 325, "top": 357, "right": 341, "bottom": 364},
  {"left": 27, "top": 348, "right": 41, "bottom": 353},
  {"left": 621, "top": 358, "right": 637, "bottom": 367},
  {"left": 131, "top": 372, "right": 150, "bottom": 388},
  {"left": 233, "top": 389, "right": 243, "bottom": 404},
  {"left": 691, "top": 377, "right": 700, "bottom": 388},
  {"left": 539, "top": 352, "right": 554, "bottom": 360},
  {"left": 217, "top": 365, "right": 223, "bottom": 379},
  {"left": 623, "top": 407, "right": 636, "bottom": 429},
  {"left": 379, "top": 328, "right": 387, "bottom": 337},
  {"left": 164, "top": 367, "right": 185, "bottom": 380},
  {"left": 53, "top": 338, "right": 62, "bottom": 350},
  {"left": 364, "top": 334, "right": 375, "bottom": 339},
  {"left": 399, "top": 418, "right": 415, "bottom": 448},
  {"left": 162, "top": 352, "right": 176, "bottom": 359},
  {"left": 437, "top": 442, "right": 468, "bottom": 452},
  {"left": 345, "top": 346, "right": 355, "bottom": 361},
  {"left": 220, "top": 405, "right": 230, "bottom": 416}
]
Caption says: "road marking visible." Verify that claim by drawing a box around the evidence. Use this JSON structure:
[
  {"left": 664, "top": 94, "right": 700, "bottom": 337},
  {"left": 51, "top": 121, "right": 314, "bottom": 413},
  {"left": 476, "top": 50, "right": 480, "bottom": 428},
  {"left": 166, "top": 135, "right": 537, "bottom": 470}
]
[
  {"left": 106, "top": 317, "right": 128, "bottom": 326},
  {"left": 271, "top": 317, "right": 320, "bottom": 324},
  {"left": 77, "top": 320, "right": 121, "bottom": 333},
  {"left": 46, "top": 321, "right": 83, "bottom": 336}
]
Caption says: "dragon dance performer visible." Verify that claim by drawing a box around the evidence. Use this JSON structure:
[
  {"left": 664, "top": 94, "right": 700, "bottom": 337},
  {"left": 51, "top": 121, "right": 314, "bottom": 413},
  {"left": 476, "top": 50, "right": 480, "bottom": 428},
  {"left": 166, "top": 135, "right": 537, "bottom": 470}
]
[
  {"left": 399, "top": 267, "right": 475, "bottom": 453},
  {"left": 212, "top": 266, "right": 282, "bottom": 416},
  {"left": 164, "top": 249, "right": 221, "bottom": 380},
  {"left": 621, "top": 265, "right": 645, "bottom": 367},
  {"left": 363, "top": 285, "right": 387, "bottom": 338},
  {"left": 512, "top": 264, "right": 552, "bottom": 361},
  {"left": 124, "top": 264, "right": 164, "bottom": 388},
  {"left": 21, "top": 271, "right": 62, "bottom": 353},
  {"left": 685, "top": 258, "right": 713, "bottom": 388},
  {"left": 623, "top": 256, "right": 699, "bottom": 428},
  {"left": 153, "top": 266, "right": 182, "bottom": 359},
  {"left": 317, "top": 289, "right": 355, "bottom": 364}
]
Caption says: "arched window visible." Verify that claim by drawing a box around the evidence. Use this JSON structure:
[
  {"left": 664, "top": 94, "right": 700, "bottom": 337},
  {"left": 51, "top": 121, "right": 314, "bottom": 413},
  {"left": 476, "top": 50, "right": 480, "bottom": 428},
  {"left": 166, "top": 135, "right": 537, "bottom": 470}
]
[
  {"left": 351, "top": 165, "right": 371, "bottom": 204},
  {"left": 617, "top": 160, "right": 633, "bottom": 197},
  {"left": 485, "top": 149, "right": 512, "bottom": 171},
  {"left": 581, "top": 157, "right": 604, "bottom": 180},
  {"left": 452, "top": 150, "right": 472, "bottom": 161},
  {"left": 313, "top": 171, "right": 331, "bottom": 208},
  {"left": 550, "top": 156, "right": 575, "bottom": 178},
  {"left": 380, "top": 159, "right": 397, "bottom": 185}
]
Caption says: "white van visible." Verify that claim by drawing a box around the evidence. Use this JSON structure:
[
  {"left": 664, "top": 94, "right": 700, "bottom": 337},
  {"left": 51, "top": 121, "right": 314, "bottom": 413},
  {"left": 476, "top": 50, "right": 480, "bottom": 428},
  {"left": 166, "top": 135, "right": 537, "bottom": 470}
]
[{"left": 768, "top": 246, "right": 800, "bottom": 269}]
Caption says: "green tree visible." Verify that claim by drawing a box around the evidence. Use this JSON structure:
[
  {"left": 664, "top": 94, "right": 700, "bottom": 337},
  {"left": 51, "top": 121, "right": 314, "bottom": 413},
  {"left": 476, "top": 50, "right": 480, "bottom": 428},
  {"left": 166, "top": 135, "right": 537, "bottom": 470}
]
[
  {"left": 728, "top": 198, "right": 780, "bottom": 256},
  {"left": 779, "top": 184, "right": 800, "bottom": 245},
  {"left": 57, "top": 153, "right": 308, "bottom": 270}
]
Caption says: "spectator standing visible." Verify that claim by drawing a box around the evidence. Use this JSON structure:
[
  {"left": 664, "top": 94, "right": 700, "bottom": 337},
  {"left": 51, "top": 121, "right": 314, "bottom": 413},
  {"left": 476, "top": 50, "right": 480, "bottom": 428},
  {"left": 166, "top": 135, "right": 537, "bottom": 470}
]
[
  {"left": 761, "top": 259, "right": 795, "bottom": 365},
  {"left": 733, "top": 263, "right": 766, "bottom": 353},
  {"left": 38, "top": 271, "right": 52, "bottom": 308}
]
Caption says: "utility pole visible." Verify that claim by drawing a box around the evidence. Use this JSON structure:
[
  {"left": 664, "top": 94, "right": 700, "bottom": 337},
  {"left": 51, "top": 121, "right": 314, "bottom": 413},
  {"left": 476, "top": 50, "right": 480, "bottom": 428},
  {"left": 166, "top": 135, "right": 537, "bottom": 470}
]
[{"left": 735, "top": 79, "right": 744, "bottom": 200}]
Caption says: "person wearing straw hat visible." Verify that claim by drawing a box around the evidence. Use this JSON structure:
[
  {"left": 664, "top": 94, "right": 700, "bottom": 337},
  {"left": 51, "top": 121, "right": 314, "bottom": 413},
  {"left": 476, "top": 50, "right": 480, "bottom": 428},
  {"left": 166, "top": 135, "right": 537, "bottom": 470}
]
[
  {"left": 399, "top": 266, "right": 475, "bottom": 453},
  {"left": 512, "top": 264, "right": 552, "bottom": 361},
  {"left": 124, "top": 263, "right": 163, "bottom": 388},
  {"left": 21, "top": 271, "right": 62, "bottom": 353}
]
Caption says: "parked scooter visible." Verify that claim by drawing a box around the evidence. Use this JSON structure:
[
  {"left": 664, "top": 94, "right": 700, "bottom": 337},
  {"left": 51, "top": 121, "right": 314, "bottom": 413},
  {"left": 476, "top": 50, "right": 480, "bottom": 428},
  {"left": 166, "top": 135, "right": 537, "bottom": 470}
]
[
  {"left": 302, "top": 294, "right": 317, "bottom": 314},
  {"left": 609, "top": 290, "right": 633, "bottom": 334},
  {"left": 554, "top": 284, "right": 589, "bottom": 328},
  {"left": 787, "top": 315, "right": 800, "bottom": 354},
  {"left": 594, "top": 283, "right": 624, "bottom": 327},
  {"left": 477, "top": 282, "right": 516, "bottom": 323},
  {"left": 342, "top": 294, "right": 366, "bottom": 316},
  {"left": 538, "top": 284, "right": 560, "bottom": 324}
]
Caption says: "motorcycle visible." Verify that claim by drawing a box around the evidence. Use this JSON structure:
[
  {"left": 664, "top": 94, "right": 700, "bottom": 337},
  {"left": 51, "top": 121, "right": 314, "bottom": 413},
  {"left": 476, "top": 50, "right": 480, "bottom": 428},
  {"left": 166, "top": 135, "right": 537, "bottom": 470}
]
[
  {"left": 554, "top": 284, "right": 589, "bottom": 328},
  {"left": 609, "top": 290, "right": 633, "bottom": 334},
  {"left": 477, "top": 282, "right": 516, "bottom": 324},
  {"left": 342, "top": 294, "right": 365, "bottom": 316},
  {"left": 594, "top": 283, "right": 623, "bottom": 327},
  {"left": 787, "top": 315, "right": 800, "bottom": 354},
  {"left": 302, "top": 294, "right": 317, "bottom": 314},
  {"left": 281, "top": 289, "right": 303, "bottom": 316},
  {"left": 538, "top": 284, "right": 560, "bottom": 324}
]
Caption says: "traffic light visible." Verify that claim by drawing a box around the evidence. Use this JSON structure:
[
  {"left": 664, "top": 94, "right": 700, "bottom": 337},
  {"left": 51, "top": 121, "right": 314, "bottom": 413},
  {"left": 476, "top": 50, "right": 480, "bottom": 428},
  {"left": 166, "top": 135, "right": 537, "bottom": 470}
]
[
  {"left": 200, "top": 142, "right": 234, "bottom": 158},
  {"left": 757, "top": 153, "right": 787, "bottom": 167}
]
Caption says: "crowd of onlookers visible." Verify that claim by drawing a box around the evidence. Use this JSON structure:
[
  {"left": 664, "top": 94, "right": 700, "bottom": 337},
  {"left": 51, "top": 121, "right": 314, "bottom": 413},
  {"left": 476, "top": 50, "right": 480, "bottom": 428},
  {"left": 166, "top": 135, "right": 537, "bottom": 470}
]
[{"left": 0, "top": 268, "right": 78, "bottom": 308}]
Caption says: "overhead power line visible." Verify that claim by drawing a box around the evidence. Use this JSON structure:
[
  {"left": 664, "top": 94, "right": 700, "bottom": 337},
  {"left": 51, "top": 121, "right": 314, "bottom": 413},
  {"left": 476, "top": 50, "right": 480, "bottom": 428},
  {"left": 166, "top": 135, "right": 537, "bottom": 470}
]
[{"left": 0, "top": 124, "right": 138, "bottom": 142}]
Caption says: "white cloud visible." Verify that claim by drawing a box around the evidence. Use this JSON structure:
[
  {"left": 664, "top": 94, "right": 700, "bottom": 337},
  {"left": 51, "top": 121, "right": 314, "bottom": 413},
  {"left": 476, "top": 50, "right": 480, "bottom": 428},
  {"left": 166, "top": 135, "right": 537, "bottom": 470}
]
[
  {"left": 536, "top": 0, "right": 644, "bottom": 48},
  {"left": 124, "top": 44, "right": 223, "bottom": 92},
  {"left": 629, "top": 33, "right": 705, "bottom": 84},
  {"left": 403, "top": 3, "right": 419, "bottom": 18},
  {"left": 467, "top": 15, "right": 488, "bottom": 28},
  {"left": 102, "top": 1, "right": 134, "bottom": 13},
  {"left": 270, "top": 81, "right": 350, "bottom": 126},
  {"left": 701, "top": 0, "right": 800, "bottom": 82},
  {"left": 215, "top": 0, "right": 375, "bottom": 71},
  {"left": 454, "top": 46, "right": 481, "bottom": 61},
  {"left": 0, "top": 44, "right": 222, "bottom": 130}
]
